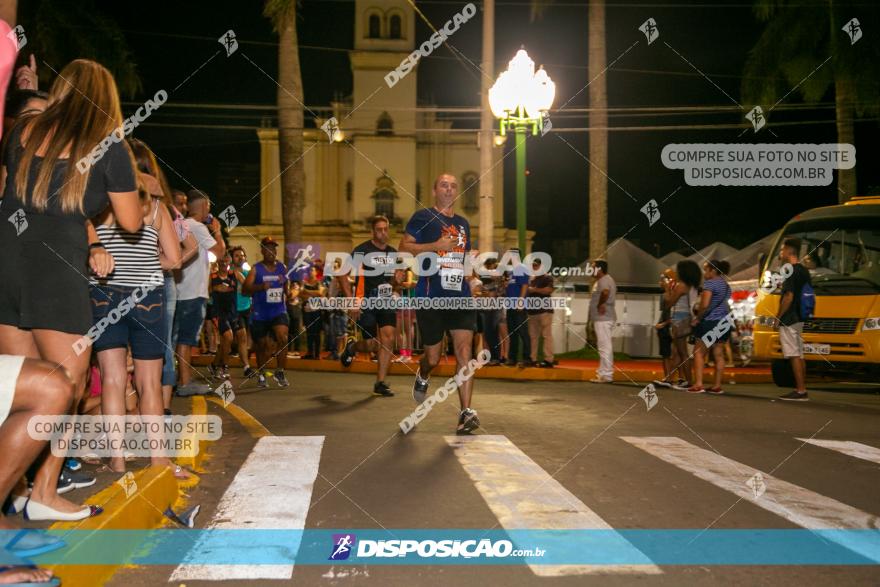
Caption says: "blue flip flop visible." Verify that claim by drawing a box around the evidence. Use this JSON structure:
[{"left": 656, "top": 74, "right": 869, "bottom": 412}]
[{"left": 3, "top": 530, "right": 67, "bottom": 558}]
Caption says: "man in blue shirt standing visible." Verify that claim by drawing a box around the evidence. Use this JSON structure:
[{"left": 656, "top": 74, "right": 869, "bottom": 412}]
[
  {"left": 399, "top": 173, "right": 480, "bottom": 434},
  {"left": 504, "top": 249, "right": 532, "bottom": 366}
]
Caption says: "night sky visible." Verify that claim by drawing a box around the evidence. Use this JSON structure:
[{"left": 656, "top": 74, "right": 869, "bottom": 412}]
[{"left": 20, "top": 0, "right": 880, "bottom": 266}]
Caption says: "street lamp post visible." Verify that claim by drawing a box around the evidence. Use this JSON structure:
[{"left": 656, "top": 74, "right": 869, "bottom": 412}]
[{"left": 489, "top": 49, "right": 555, "bottom": 254}]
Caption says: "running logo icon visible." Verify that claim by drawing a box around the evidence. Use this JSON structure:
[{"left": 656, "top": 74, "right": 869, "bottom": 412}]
[
  {"left": 329, "top": 533, "right": 356, "bottom": 560},
  {"left": 321, "top": 117, "right": 342, "bottom": 142},
  {"left": 639, "top": 18, "right": 659, "bottom": 45},
  {"left": 286, "top": 245, "right": 315, "bottom": 279},
  {"left": 219, "top": 30, "right": 238, "bottom": 56},
  {"left": 746, "top": 106, "right": 766, "bottom": 132},
  {"left": 746, "top": 472, "right": 766, "bottom": 499},
  {"left": 7, "top": 25, "right": 26, "bottom": 50},
  {"left": 8, "top": 209, "right": 27, "bottom": 236},
  {"left": 842, "top": 18, "right": 862, "bottom": 45},
  {"left": 219, "top": 205, "right": 239, "bottom": 229},
  {"left": 638, "top": 383, "right": 659, "bottom": 411},
  {"left": 640, "top": 199, "right": 660, "bottom": 226},
  {"left": 116, "top": 472, "right": 138, "bottom": 498}
]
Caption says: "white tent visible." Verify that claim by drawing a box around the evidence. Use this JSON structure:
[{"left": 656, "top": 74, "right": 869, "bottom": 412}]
[
  {"left": 722, "top": 230, "right": 781, "bottom": 276},
  {"left": 688, "top": 241, "right": 739, "bottom": 263},
  {"left": 659, "top": 251, "right": 686, "bottom": 267},
  {"left": 569, "top": 238, "right": 667, "bottom": 287}
]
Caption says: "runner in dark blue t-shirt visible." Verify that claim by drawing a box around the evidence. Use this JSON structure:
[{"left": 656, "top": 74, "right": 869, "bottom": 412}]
[{"left": 399, "top": 173, "right": 480, "bottom": 434}]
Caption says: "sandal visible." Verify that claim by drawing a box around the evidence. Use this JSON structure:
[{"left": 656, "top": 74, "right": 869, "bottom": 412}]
[
  {"left": 0, "top": 566, "right": 60, "bottom": 586},
  {"left": 81, "top": 453, "right": 102, "bottom": 465},
  {"left": 2, "top": 529, "right": 67, "bottom": 558},
  {"left": 170, "top": 465, "right": 192, "bottom": 480},
  {"left": 96, "top": 464, "right": 126, "bottom": 474}
]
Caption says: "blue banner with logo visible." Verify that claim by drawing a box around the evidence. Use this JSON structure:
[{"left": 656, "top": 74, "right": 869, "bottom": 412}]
[{"left": 7, "top": 529, "right": 879, "bottom": 566}]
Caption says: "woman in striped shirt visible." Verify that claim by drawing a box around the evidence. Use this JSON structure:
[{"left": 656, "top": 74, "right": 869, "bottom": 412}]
[{"left": 89, "top": 170, "right": 185, "bottom": 475}]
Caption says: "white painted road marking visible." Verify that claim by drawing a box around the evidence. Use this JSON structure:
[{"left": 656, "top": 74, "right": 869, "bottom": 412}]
[
  {"left": 797, "top": 438, "right": 880, "bottom": 466},
  {"left": 621, "top": 436, "right": 880, "bottom": 563},
  {"left": 445, "top": 435, "right": 661, "bottom": 576},
  {"left": 170, "top": 436, "right": 325, "bottom": 581}
]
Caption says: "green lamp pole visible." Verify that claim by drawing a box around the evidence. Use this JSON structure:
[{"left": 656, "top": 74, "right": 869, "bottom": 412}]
[{"left": 489, "top": 49, "right": 555, "bottom": 255}]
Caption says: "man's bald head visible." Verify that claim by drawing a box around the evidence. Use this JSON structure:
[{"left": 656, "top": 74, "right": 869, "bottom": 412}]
[{"left": 432, "top": 173, "right": 459, "bottom": 210}]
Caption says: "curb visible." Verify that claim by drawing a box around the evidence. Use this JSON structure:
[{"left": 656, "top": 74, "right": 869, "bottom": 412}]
[
  {"left": 191, "top": 355, "right": 773, "bottom": 384},
  {"left": 47, "top": 396, "right": 210, "bottom": 587}
]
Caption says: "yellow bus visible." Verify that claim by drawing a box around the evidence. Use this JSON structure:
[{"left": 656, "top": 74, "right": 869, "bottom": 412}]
[{"left": 753, "top": 195, "right": 880, "bottom": 386}]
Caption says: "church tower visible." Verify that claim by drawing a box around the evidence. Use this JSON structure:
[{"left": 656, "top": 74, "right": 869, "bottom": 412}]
[{"left": 349, "top": 0, "right": 418, "bottom": 224}]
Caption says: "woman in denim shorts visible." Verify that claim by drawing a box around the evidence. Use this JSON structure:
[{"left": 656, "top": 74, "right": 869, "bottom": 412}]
[{"left": 89, "top": 183, "right": 187, "bottom": 477}]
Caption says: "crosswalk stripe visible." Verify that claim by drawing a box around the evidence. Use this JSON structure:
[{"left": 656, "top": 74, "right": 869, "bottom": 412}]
[
  {"left": 621, "top": 436, "right": 880, "bottom": 563},
  {"left": 445, "top": 435, "right": 662, "bottom": 575},
  {"left": 169, "top": 436, "right": 325, "bottom": 581},
  {"left": 797, "top": 438, "right": 880, "bottom": 465}
]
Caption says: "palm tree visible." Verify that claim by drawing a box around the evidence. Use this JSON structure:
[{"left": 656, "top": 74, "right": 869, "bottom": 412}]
[
  {"left": 587, "top": 0, "right": 607, "bottom": 260},
  {"left": 264, "top": 0, "right": 305, "bottom": 263},
  {"left": 532, "top": 0, "right": 608, "bottom": 259},
  {"left": 743, "top": 1, "right": 880, "bottom": 203}
]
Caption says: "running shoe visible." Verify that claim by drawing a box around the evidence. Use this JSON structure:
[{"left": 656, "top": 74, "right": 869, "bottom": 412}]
[
  {"left": 221, "top": 366, "right": 231, "bottom": 380},
  {"left": 257, "top": 372, "right": 269, "bottom": 389},
  {"left": 373, "top": 381, "right": 394, "bottom": 397},
  {"left": 671, "top": 380, "right": 690, "bottom": 391},
  {"left": 176, "top": 382, "right": 212, "bottom": 396},
  {"left": 456, "top": 408, "right": 480, "bottom": 434},
  {"left": 59, "top": 469, "right": 96, "bottom": 490},
  {"left": 65, "top": 458, "right": 82, "bottom": 472},
  {"left": 340, "top": 337, "right": 357, "bottom": 368},
  {"left": 652, "top": 379, "right": 673, "bottom": 388},
  {"left": 707, "top": 386, "right": 724, "bottom": 395},
  {"left": 779, "top": 390, "right": 809, "bottom": 401},
  {"left": 686, "top": 385, "right": 706, "bottom": 394},
  {"left": 274, "top": 370, "right": 289, "bottom": 388},
  {"left": 207, "top": 363, "right": 220, "bottom": 380},
  {"left": 538, "top": 360, "right": 554, "bottom": 368},
  {"left": 243, "top": 365, "right": 257, "bottom": 379},
  {"left": 412, "top": 371, "right": 429, "bottom": 404}
]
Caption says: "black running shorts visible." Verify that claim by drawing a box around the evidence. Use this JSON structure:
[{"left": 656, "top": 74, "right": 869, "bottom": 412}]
[{"left": 416, "top": 308, "right": 476, "bottom": 347}]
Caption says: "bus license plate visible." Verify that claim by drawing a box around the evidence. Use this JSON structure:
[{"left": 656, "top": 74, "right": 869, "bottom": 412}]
[{"left": 804, "top": 343, "right": 830, "bottom": 355}]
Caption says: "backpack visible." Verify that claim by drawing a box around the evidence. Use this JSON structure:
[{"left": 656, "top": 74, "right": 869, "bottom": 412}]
[{"left": 799, "top": 282, "right": 816, "bottom": 321}]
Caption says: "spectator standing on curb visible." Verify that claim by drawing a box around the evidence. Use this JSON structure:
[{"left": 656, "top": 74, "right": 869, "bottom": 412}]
[
  {"left": 653, "top": 269, "right": 678, "bottom": 388},
  {"left": 588, "top": 260, "right": 617, "bottom": 383},
  {"left": 665, "top": 260, "right": 702, "bottom": 390},
  {"left": 174, "top": 190, "right": 225, "bottom": 396},
  {"left": 690, "top": 260, "right": 732, "bottom": 394},
  {"left": 504, "top": 250, "right": 531, "bottom": 367},
  {"left": 776, "top": 237, "right": 812, "bottom": 401},
  {"left": 527, "top": 258, "right": 555, "bottom": 368}
]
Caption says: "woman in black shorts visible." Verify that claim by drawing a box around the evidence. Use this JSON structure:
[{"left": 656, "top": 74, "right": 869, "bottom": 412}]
[{"left": 0, "top": 59, "right": 142, "bottom": 521}]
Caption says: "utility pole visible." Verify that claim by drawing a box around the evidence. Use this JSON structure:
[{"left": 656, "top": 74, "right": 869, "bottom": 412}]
[{"left": 479, "top": 0, "right": 495, "bottom": 255}]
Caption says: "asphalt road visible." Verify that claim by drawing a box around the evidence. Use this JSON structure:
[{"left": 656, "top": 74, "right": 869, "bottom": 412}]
[{"left": 112, "top": 371, "right": 880, "bottom": 586}]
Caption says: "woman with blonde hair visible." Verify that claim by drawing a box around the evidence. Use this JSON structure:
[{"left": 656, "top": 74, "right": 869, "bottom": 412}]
[
  {"left": 0, "top": 59, "right": 142, "bottom": 521},
  {"left": 128, "top": 139, "right": 197, "bottom": 417}
]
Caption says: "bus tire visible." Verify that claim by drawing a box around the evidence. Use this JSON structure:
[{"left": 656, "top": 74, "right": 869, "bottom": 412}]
[{"left": 771, "top": 359, "right": 795, "bottom": 388}]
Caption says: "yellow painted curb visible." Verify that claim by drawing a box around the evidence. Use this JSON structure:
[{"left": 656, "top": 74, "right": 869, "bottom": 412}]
[
  {"left": 46, "top": 465, "right": 177, "bottom": 586},
  {"left": 178, "top": 395, "right": 209, "bottom": 472},
  {"left": 47, "top": 396, "right": 213, "bottom": 587},
  {"left": 206, "top": 396, "right": 270, "bottom": 438}
]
